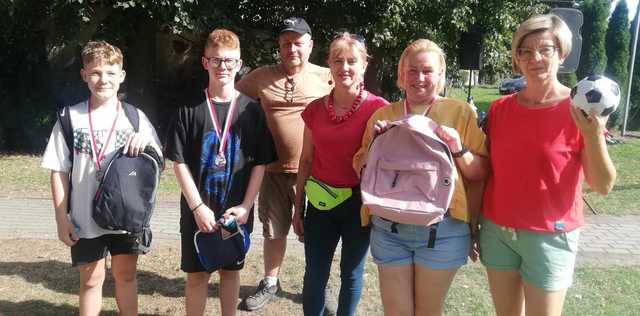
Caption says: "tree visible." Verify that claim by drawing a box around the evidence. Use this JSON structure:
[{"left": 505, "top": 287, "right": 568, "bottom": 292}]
[
  {"left": 605, "top": 0, "right": 630, "bottom": 128},
  {"left": 0, "top": 0, "right": 547, "bottom": 152},
  {"left": 628, "top": 12, "right": 640, "bottom": 130},
  {"left": 576, "top": 0, "right": 609, "bottom": 80}
]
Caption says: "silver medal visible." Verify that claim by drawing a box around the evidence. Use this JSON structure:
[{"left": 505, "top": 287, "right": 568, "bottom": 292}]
[{"left": 214, "top": 154, "right": 226, "bottom": 169}]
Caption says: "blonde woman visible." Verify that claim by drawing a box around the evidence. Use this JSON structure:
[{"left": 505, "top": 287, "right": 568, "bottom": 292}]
[
  {"left": 353, "top": 39, "right": 488, "bottom": 315},
  {"left": 480, "top": 14, "right": 616, "bottom": 316},
  {"left": 293, "top": 32, "right": 388, "bottom": 316}
]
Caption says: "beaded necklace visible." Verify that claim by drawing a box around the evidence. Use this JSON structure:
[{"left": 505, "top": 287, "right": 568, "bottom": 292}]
[{"left": 327, "top": 83, "right": 364, "bottom": 123}]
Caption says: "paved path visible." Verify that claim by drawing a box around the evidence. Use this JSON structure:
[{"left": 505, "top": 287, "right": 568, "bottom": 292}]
[{"left": 1, "top": 197, "right": 639, "bottom": 266}]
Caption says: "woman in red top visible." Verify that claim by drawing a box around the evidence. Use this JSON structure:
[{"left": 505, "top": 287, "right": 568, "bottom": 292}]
[
  {"left": 293, "top": 32, "right": 387, "bottom": 316},
  {"left": 480, "top": 14, "right": 616, "bottom": 316}
]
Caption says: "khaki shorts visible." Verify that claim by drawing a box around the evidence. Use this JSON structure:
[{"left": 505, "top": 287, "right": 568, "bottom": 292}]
[{"left": 258, "top": 172, "right": 297, "bottom": 239}]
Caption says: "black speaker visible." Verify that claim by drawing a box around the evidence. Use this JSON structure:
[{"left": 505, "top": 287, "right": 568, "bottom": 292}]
[{"left": 458, "top": 32, "right": 483, "bottom": 70}]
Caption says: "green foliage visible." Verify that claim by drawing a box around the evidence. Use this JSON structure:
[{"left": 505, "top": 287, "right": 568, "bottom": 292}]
[
  {"left": 605, "top": 0, "right": 630, "bottom": 128},
  {"left": 576, "top": 0, "right": 609, "bottom": 79},
  {"left": 0, "top": 0, "right": 547, "bottom": 152},
  {"left": 559, "top": 72, "right": 578, "bottom": 88},
  {"left": 0, "top": 0, "right": 57, "bottom": 152},
  {"left": 627, "top": 14, "right": 640, "bottom": 131}
]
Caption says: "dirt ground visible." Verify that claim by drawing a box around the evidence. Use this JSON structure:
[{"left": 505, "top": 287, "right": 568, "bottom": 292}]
[{"left": 0, "top": 238, "right": 382, "bottom": 316}]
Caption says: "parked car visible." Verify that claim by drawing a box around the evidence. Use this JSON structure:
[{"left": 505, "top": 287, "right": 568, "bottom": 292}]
[{"left": 498, "top": 76, "right": 526, "bottom": 95}]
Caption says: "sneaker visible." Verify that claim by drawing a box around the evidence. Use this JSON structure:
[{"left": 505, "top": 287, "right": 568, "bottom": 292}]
[{"left": 243, "top": 279, "right": 280, "bottom": 311}]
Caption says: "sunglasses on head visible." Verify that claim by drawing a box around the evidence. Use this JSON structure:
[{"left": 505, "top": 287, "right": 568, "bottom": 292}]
[{"left": 332, "top": 30, "right": 366, "bottom": 46}]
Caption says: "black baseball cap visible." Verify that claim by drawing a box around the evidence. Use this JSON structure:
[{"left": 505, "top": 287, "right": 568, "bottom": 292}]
[{"left": 279, "top": 17, "right": 312, "bottom": 36}]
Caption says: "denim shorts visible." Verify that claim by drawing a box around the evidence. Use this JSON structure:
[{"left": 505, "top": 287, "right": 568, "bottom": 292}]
[
  {"left": 370, "top": 215, "right": 470, "bottom": 269},
  {"left": 479, "top": 217, "right": 580, "bottom": 291}
]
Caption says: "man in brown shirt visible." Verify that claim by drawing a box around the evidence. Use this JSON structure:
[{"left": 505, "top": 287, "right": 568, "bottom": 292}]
[{"left": 236, "top": 17, "right": 333, "bottom": 311}]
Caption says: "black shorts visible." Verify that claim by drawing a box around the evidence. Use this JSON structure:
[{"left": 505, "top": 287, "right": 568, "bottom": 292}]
[
  {"left": 71, "top": 233, "right": 147, "bottom": 267},
  {"left": 180, "top": 209, "right": 244, "bottom": 273}
]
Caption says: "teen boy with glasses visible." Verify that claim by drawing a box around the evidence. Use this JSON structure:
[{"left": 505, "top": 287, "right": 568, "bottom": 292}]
[{"left": 165, "top": 28, "right": 277, "bottom": 315}]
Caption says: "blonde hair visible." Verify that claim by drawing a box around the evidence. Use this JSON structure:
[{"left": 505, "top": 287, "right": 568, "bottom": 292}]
[
  {"left": 397, "top": 39, "right": 446, "bottom": 94},
  {"left": 511, "top": 14, "right": 572, "bottom": 73},
  {"left": 327, "top": 32, "right": 369, "bottom": 64},
  {"left": 205, "top": 28, "right": 241, "bottom": 52},
  {"left": 81, "top": 41, "right": 123, "bottom": 67}
]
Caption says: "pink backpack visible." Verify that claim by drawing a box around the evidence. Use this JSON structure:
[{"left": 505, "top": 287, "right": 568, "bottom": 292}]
[{"left": 361, "top": 115, "right": 456, "bottom": 225}]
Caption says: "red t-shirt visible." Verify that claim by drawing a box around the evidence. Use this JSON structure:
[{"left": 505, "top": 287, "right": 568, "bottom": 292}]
[
  {"left": 482, "top": 94, "right": 585, "bottom": 232},
  {"left": 301, "top": 92, "right": 388, "bottom": 187}
]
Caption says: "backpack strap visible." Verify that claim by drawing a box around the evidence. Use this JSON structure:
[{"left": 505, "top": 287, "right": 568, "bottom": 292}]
[
  {"left": 57, "top": 105, "right": 74, "bottom": 162},
  {"left": 56, "top": 105, "right": 74, "bottom": 213},
  {"left": 122, "top": 102, "right": 140, "bottom": 133},
  {"left": 57, "top": 102, "right": 140, "bottom": 157}
]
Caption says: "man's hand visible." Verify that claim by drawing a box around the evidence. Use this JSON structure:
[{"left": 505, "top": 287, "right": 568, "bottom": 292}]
[
  {"left": 223, "top": 205, "right": 249, "bottom": 225},
  {"left": 193, "top": 205, "right": 218, "bottom": 232},
  {"left": 123, "top": 132, "right": 150, "bottom": 156},
  {"left": 292, "top": 209, "right": 304, "bottom": 239}
]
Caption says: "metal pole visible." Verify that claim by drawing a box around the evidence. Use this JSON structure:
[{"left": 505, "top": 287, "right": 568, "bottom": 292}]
[
  {"left": 622, "top": 4, "right": 640, "bottom": 136},
  {"left": 467, "top": 69, "right": 473, "bottom": 102}
]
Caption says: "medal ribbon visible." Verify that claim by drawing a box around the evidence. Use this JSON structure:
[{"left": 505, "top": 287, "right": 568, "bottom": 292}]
[
  {"left": 88, "top": 99, "right": 120, "bottom": 170},
  {"left": 204, "top": 88, "right": 239, "bottom": 158},
  {"left": 404, "top": 97, "right": 437, "bottom": 117}
]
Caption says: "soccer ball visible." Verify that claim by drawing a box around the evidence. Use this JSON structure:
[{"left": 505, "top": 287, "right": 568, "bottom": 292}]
[{"left": 570, "top": 75, "right": 621, "bottom": 116}]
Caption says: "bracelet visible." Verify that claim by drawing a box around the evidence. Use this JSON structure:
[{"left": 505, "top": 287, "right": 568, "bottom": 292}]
[
  {"left": 451, "top": 146, "right": 469, "bottom": 158},
  {"left": 191, "top": 202, "right": 204, "bottom": 213}
]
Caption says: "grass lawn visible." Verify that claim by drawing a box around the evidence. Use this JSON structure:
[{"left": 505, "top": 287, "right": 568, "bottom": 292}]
[
  {"left": 1, "top": 239, "right": 639, "bottom": 315},
  {"left": 0, "top": 154, "right": 181, "bottom": 202},
  {"left": 582, "top": 137, "right": 640, "bottom": 215},
  {"left": 449, "top": 85, "right": 499, "bottom": 112}
]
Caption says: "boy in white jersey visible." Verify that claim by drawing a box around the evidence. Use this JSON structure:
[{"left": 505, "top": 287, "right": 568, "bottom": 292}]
[{"left": 41, "top": 40, "right": 161, "bottom": 315}]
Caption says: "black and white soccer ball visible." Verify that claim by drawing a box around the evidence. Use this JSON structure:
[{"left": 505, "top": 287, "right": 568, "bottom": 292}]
[{"left": 570, "top": 75, "right": 621, "bottom": 116}]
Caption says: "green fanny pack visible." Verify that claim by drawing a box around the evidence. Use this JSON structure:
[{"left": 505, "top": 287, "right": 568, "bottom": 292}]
[{"left": 305, "top": 177, "right": 353, "bottom": 211}]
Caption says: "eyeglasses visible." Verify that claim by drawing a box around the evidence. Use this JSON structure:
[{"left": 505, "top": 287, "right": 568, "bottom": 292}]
[
  {"left": 204, "top": 57, "right": 240, "bottom": 69},
  {"left": 284, "top": 77, "right": 295, "bottom": 103},
  {"left": 332, "top": 31, "right": 366, "bottom": 46},
  {"left": 516, "top": 46, "right": 557, "bottom": 61}
]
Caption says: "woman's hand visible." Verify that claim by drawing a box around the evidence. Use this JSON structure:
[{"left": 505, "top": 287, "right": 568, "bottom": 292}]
[
  {"left": 374, "top": 120, "right": 392, "bottom": 135},
  {"left": 468, "top": 222, "right": 480, "bottom": 262},
  {"left": 569, "top": 105, "right": 608, "bottom": 139},
  {"left": 435, "top": 125, "right": 463, "bottom": 153}
]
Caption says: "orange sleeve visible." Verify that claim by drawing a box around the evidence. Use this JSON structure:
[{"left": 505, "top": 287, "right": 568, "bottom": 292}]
[{"left": 236, "top": 69, "right": 261, "bottom": 100}]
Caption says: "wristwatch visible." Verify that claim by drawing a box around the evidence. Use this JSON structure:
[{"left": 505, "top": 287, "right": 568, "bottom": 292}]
[{"left": 452, "top": 146, "right": 469, "bottom": 158}]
